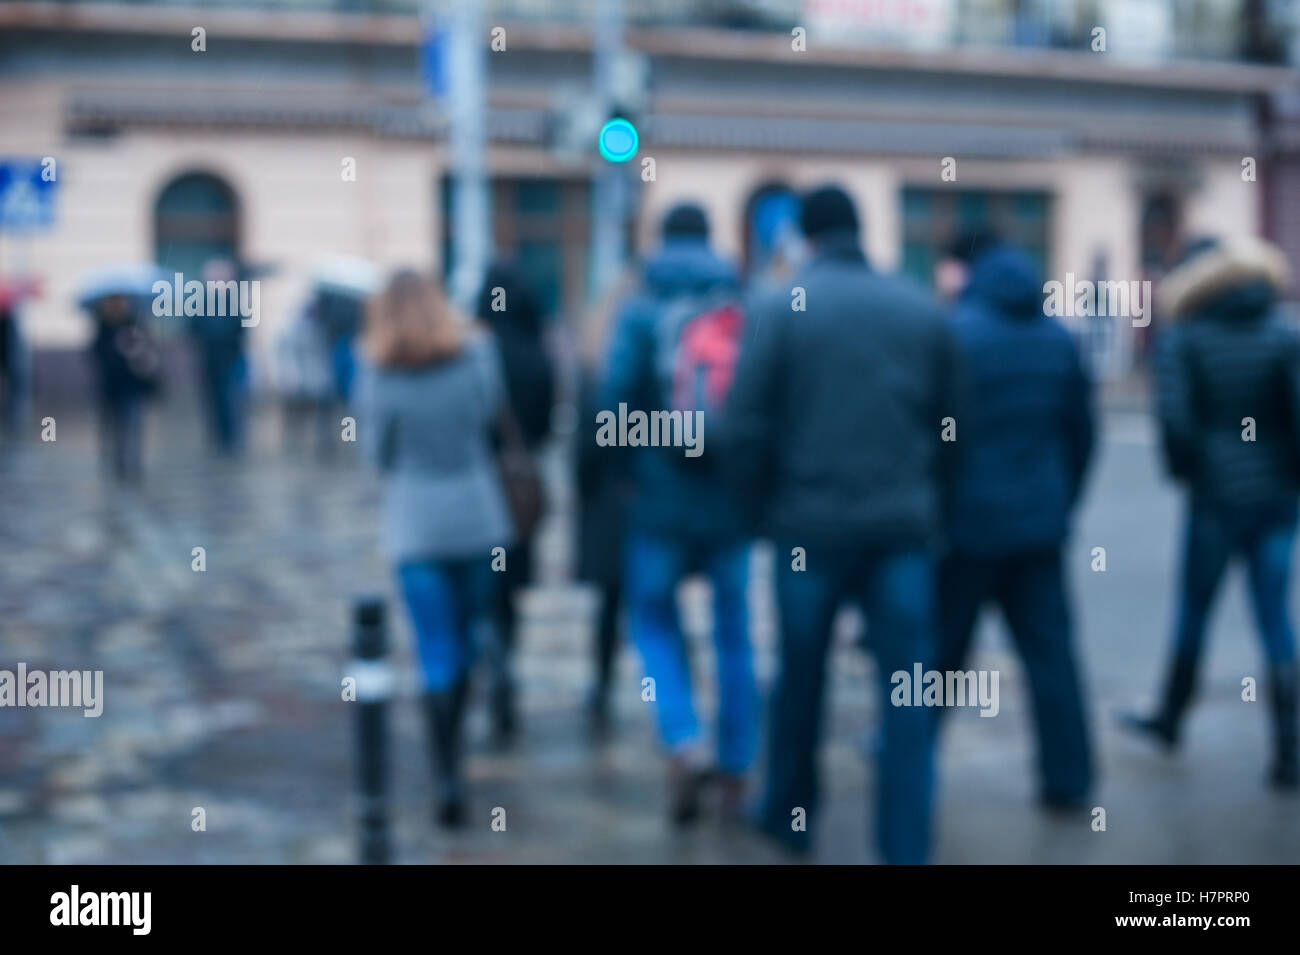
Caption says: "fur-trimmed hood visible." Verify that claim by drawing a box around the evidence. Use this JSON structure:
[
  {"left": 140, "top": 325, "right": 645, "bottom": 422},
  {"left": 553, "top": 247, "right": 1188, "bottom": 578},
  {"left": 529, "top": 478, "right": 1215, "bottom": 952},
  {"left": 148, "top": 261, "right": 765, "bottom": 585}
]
[{"left": 1159, "top": 236, "right": 1291, "bottom": 320}]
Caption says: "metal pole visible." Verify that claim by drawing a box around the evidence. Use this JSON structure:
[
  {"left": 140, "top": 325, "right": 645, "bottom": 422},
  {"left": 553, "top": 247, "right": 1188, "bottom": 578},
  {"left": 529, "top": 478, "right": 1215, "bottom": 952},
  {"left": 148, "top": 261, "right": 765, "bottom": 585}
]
[
  {"left": 352, "top": 597, "right": 391, "bottom": 865},
  {"left": 446, "top": 0, "right": 491, "bottom": 312},
  {"left": 590, "top": 0, "right": 627, "bottom": 302}
]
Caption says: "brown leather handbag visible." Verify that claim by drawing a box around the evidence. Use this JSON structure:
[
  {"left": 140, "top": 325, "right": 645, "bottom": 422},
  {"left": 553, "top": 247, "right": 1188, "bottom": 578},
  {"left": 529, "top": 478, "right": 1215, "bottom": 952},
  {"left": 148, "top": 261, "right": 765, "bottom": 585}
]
[{"left": 496, "top": 405, "right": 544, "bottom": 541}]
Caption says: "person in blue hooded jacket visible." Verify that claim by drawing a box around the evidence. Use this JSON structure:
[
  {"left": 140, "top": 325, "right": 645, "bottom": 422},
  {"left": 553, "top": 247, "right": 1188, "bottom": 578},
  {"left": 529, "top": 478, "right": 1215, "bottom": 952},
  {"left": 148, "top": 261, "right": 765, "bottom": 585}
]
[
  {"left": 603, "top": 203, "right": 757, "bottom": 824},
  {"left": 936, "top": 228, "right": 1096, "bottom": 810}
]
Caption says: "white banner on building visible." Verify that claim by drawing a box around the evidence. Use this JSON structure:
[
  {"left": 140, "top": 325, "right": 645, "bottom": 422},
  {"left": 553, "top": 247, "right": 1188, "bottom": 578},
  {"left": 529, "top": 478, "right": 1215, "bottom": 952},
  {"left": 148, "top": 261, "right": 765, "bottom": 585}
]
[{"left": 803, "top": 0, "right": 955, "bottom": 51}]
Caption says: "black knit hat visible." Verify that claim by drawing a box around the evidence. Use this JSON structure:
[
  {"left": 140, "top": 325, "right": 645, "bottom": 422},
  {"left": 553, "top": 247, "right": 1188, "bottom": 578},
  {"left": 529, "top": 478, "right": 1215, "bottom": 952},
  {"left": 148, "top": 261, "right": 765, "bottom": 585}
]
[
  {"left": 799, "top": 185, "right": 859, "bottom": 239},
  {"left": 662, "top": 203, "right": 710, "bottom": 240}
]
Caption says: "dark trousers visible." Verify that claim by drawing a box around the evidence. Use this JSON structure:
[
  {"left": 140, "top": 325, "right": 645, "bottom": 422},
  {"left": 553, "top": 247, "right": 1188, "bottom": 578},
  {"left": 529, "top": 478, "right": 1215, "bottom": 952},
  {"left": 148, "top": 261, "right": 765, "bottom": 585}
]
[
  {"left": 762, "top": 543, "right": 937, "bottom": 864},
  {"left": 592, "top": 578, "right": 622, "bottom": 694},
  {"left": 99, "top": 397, "right": 144, "bottom": 482},
  {"left": 937, "top": 547, "right": 1092, "bottom": 802},
  {"left": 201, "top": 352, "right": 244, "bottom": 454},
  {"left": 494, "top": 534, "right": 535, "bottom": 659}
]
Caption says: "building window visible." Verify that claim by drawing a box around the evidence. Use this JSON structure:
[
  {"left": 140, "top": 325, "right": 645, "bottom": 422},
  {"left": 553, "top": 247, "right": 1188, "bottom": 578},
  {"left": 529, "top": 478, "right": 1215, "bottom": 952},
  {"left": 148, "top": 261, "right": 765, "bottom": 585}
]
[
  {"left": 441, "top": 176, "right": 593, "bottom": 321},
  {"left": 153, "top": 171, "right": 240, "bottom": 280},
  {"left": 1140, "top": 192, "right": 1182, "bottom": 273},
  {"left": 900, "top": 186, "right": 1051, "bottom": 287}
]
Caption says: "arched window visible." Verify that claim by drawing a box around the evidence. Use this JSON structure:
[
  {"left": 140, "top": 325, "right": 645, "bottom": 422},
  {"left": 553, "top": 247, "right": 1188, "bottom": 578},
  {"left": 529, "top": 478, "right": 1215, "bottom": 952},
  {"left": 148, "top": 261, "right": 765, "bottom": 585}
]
[{"left": 153, "top": 171, "right": 239, "bottom": 280}]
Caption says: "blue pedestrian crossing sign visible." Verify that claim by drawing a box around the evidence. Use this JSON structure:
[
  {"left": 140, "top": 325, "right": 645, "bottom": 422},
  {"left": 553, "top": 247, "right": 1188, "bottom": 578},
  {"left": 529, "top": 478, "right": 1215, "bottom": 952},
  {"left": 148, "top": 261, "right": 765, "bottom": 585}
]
[
  {"left": 421, "top": 23, "right": 450, "bottom": 101},
  {"left": 0, "top": 158, "right": 57, "bottom": 231}
]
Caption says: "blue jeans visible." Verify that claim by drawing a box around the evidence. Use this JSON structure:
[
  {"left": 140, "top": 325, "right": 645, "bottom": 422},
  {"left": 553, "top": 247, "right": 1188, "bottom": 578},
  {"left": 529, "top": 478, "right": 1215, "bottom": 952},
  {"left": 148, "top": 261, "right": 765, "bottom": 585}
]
[
  {"left": 761, "top": 544, "right": 937, "bottom": 864},
  {"left": 333, "top": 337, "right": 357, "bottom": 403},
  {"left": 938, "top": 548, "right": 1092, "bottom": 802},
  {"left": 626, "top": 533, "right": 757, "bottom": 774},
  {"left": 398, "top": 558, "right": 497, "bottom": 692},
  {"left": 1172, "top": 501, "right": 1298, "bottom": 667}
]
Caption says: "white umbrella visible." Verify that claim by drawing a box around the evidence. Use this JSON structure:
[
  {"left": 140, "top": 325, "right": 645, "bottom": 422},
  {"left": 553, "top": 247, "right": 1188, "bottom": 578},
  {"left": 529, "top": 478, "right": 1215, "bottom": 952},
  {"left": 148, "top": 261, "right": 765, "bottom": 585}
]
[
  {"left": 311, "top": 256, "right": 380, "bottom": 299},
  {"left": 76, "top": 263, "right": 167, "bottom": 308}
]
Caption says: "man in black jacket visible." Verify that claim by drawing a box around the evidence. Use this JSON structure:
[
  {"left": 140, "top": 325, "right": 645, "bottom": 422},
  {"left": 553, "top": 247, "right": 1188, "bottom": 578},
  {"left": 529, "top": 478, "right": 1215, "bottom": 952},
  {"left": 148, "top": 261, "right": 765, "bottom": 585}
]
[
  {"left": 1123, "top": 236, "right": 1298, "bottom": 790},
  {"left": 728, "top": 185, "right": 959, "bottom": 862}
]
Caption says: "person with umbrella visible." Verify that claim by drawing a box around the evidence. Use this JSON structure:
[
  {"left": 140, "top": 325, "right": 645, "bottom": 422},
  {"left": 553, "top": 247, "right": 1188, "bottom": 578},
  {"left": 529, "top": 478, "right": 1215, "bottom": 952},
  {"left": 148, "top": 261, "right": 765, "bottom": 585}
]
[
  {"left": 188, "top": 256, "right": 259, "bottom": 456},
  {"left": 78, "top": 265, "right": 165, "bottom": 481},
  {"left": 312, "top": 257, "right": 380, "bottom": 409}
]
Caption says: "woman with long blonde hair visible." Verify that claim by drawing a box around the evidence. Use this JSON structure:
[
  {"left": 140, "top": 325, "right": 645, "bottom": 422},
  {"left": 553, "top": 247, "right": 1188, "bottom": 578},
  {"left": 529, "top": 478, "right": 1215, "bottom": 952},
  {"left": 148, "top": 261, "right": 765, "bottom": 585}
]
[{"left": 359, "top": 269, "right": 514, "bottom": 826}]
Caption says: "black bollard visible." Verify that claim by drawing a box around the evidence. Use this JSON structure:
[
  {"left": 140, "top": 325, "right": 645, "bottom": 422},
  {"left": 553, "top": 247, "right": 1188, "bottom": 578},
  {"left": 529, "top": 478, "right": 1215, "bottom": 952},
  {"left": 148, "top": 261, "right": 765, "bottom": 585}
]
[{"left": 351, "top": 597, "right": 392, "bottom": 865}]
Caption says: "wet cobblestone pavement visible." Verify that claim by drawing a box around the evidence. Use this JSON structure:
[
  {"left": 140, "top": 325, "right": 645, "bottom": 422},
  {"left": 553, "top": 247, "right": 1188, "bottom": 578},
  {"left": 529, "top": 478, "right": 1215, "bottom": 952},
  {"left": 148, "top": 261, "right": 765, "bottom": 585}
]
[{"left": 1, "top": 406, "right": 1297, "bottom": 863}]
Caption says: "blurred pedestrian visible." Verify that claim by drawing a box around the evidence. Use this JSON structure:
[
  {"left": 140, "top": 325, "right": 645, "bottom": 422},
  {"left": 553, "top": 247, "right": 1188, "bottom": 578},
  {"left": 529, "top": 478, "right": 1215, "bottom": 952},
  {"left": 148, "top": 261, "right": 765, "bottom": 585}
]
[
  {"left": 87, "top": 292, "right": 161, "bottom": 482},
  {"left": 189, "top": 257, "right": 248, "bottom": 455},
  {"left": 311, "top": 258, "right": 377, "bottom": 415},
  {"left": 475, "top": 261, "right": 556, "bottom": 743},
  {"left": 576, "top": 275, "right": 635, "bottom": 732},
  {"left": 0, "top": 277, "right": 39, "bottom": 436},
  {"left": 319, "top": 288, "right": 365, "bottom": 406},
  {"left": 275, "top": 294, "right": 335, "bottom": 456},
  {"left": 1122, "top": 236, "right": 1298, "bottom": 790},
  {"left": 0, "top": 303, "right": 13, "bottom": 426},
  {"left": 305, "top": 258, "right": 379, "bottom": 459},
  {"left": 605, "top": 203, "right": 757, "bottom": 823},
  {"left": 728, "top": 185, "right": 958, "bottom": 863},
  {"left": 358, "top": 269, "right": 515, "bottom": 827},
  {"left": 0, "top": 297, "right": 25, "bottom": 435},
  {"left": 935, "top": 229, "right": 1096, "bottom": 810}
]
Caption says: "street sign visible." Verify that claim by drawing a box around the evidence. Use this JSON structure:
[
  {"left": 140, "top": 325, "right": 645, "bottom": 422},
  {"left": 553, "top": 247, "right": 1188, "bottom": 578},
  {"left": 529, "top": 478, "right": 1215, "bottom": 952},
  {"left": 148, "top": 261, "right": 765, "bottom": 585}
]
[
  {"left": 421, "top": 21, "right": 450, "bottom": 101},
  {"left": 0, "top": 158, "right": 57, "bottom": 231}
]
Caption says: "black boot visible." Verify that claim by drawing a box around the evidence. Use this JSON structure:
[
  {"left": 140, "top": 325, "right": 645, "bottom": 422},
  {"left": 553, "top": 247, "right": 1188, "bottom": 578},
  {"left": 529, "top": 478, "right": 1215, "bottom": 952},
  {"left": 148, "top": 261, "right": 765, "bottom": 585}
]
[
  {"left": 585, "top": 681, "right": 611, "bottom": 736},
  {"left": 490, "top": 674, "right": 517, "bottom": 746},
  {"left": 1120, "top": 651, "right": 1198, "bottom": 749},
  {"left": 422, "top": 681, "right": 469, "bottom": 828},
  {"left": 1268, "top": 663, "right": 1298, "bottom": 790},
  {"left": 481, "top": 612, "right": 518, "bottom": 746},
  {"left": 667, "top": 754, "right": 713, "bottom": 827},
  {"left": 587, "top": 586, "right": 620, "bottom": 735}
]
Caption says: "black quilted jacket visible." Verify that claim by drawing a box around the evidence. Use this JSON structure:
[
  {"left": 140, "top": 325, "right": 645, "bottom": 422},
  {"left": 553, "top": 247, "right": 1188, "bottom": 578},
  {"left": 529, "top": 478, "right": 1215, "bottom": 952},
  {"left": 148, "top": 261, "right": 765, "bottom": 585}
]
[{"left": 1156, "top": 278, "right": 1300, "bottom": 507}]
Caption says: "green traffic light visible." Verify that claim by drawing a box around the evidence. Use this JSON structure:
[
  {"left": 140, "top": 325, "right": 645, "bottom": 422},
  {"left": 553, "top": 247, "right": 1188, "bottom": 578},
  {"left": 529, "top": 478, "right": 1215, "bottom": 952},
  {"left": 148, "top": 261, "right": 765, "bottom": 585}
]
[{"left": 598, "top": 118, "right": 639, "bottom": 163}]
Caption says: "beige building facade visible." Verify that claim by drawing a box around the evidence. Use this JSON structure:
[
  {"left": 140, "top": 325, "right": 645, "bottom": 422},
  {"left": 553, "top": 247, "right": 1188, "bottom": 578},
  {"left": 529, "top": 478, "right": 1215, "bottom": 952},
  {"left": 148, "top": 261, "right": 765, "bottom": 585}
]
[{"left": 0, "top": 3, "right": 1292, "bottom": 388}]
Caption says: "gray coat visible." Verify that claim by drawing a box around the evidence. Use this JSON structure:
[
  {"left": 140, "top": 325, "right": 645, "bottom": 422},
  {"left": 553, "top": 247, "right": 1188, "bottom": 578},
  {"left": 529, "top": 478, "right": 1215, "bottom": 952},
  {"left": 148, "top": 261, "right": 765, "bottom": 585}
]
[{"left": 360, "top": 331, "right": 515, "bottom": 563}]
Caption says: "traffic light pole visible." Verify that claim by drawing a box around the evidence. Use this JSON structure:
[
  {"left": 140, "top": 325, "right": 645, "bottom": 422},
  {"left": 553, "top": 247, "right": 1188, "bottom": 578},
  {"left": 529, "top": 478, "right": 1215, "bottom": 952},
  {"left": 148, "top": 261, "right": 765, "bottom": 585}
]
[
  {"left": 590, "top": 0, "right": 628, "bottom": 302},
  {"left": 446, "top": 0, "right": 491, "bottom": 312}
]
